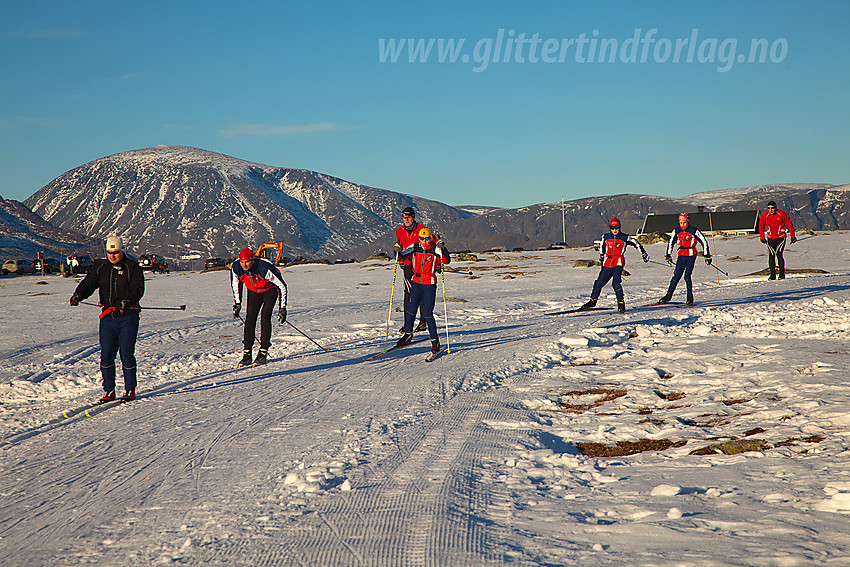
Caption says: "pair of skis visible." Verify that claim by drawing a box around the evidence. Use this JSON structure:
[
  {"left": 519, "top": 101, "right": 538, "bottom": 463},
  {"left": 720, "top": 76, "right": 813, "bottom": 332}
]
[
  {"left": 545, "top": 300, "right": 692, "bottom": 316},
  {"left": 364, "top": 337, "right": 446, "bottom": 362}
]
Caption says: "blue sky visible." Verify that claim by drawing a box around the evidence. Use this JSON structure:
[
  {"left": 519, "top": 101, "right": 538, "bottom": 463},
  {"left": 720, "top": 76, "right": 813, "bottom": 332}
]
[{"left": 1, "top": 0, "right": 848, "bottom": 208}]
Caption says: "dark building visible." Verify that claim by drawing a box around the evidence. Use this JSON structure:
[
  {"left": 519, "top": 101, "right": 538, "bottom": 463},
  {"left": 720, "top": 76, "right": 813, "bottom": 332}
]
[{"left": 639, "top": 211, "right": 760, "bottom": 235}]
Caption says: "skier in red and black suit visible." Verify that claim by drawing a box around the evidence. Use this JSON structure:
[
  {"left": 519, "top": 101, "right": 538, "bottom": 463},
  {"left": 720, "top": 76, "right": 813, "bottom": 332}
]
[
  {"left": 395, "top": 227, "right": 451, "bottom": 354},
  {"left": 659, "top": 213, "right": 711, "bottom": 306},
  {"left": 578, "top": 217, "right": 648, "bottom": 313},
  {"left": 394, "top": 207, "right": 426, "bottom": 333},
  {"left": 231, "top": 246, "right": 288, "bottom": 366},
  {"left": 758, "top": 200, "right": 796, "bottom": 280}
]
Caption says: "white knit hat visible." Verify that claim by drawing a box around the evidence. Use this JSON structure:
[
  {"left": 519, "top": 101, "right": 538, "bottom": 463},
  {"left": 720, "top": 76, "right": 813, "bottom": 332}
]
[{"left": 105, "top": 235, "right": 124, "bottom": 253}]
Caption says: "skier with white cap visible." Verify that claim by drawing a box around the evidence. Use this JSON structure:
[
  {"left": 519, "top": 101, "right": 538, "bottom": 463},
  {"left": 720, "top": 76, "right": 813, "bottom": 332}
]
[{"left": 69, "top": 235, "right": 145, "bottom": 402}]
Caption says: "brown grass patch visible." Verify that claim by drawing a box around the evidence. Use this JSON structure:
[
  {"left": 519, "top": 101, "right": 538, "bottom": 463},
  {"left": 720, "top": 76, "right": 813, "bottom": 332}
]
[
  {"left": 689, "top": 438, "right": 771, "bottom": 455},
  {"left": 773, "top": 435, "right": 825, "bottom": 448},
  {"left": 559, "top": 388, "right": 627, "bottom": 413},
  {"left": 722, "top": 398, "right": 753, "bottom": 406},
  {"left": 577, "top": 439, "right": 686, "bottom": 457},
  {"left": 654, "top": 390, "right": 685, "bottom": 401}
]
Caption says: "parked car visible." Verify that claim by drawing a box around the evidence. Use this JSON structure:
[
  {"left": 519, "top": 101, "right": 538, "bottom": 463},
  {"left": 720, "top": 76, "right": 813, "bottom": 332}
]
[
  {"left": 139, "top": 254, "right": 169, "bottom": 273},
  {"left": 67, "top": 255, "right": 93, "bottom": 275},
  {"left": 205, "top": 257, "right": 226, "bottom": 269},
  {"left": 2, "top": 259, "right": 37, "bottom": 275},
  {"left": 32, "top": 258, "right": 61, "bottom": 273}
]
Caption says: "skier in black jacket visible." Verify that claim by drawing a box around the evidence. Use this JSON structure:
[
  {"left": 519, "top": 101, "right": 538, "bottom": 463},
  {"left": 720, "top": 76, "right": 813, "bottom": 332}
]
[{"left": 70, "top": 236, "right": 145, "bottom": 402}]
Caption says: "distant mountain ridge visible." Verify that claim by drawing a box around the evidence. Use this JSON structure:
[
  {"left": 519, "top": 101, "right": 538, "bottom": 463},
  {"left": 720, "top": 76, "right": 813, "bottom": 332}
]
[
  {"left": 0, "top": 196, "right": 99, "bottom": 259},
  {"left": 19, "top": 145, "right": 849, "bottom": 262},
  {"left": 25, "top": 146, "right": 472, "bottom": 261},
  {"left": 341, "top": 184, "right": 850, "bottom": 258}
]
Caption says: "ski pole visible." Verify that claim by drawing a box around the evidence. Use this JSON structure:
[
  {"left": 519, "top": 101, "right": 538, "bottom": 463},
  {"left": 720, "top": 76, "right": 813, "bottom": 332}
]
[
  {"left": 440, "top": 265, "right": 451, "bottom": 354},
  {"left": 80, "top": 301, "right": 186, "bottom": 310},
  {"left": 793, "top": 235, "right": 816, "bottom": 243},
  {"left": 708, "top": 262, "right": 728, "bottom": 276},
  {"left": 286, "top": 320, "right": 327, "bottom": 351},
  {"left": 709, "top": 212, "right": 720, "bottom": 285},
  {"left": 443, "top": 268, "right": 474, "bottom": 276},
  {"left": 647, "top": 259, "right": 672, "bottom": 268},
  {"left": 386, "top": 255, "right": 398, "bottom": 339}
]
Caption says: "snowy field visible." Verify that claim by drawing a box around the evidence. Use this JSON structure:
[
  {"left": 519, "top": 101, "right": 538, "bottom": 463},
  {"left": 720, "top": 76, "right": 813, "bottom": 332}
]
[{"left": 1, "top": 231, "right": 849, "bottom": 566}]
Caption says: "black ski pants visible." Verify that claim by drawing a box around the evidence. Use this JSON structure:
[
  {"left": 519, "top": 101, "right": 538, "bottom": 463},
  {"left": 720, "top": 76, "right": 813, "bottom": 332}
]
[
  {"left": 765, "top": 237, "right": 787, "bottom": 278},
  {"left": 244, "top": 288, "right": 279, "bottom": 350}
]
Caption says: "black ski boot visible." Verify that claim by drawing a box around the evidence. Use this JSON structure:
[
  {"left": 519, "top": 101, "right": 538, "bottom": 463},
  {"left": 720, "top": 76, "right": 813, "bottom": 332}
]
[
  {"left": 99, "top": 390, "right": 116, "bottom": 403},
  {"left": 578, "top": 298, "right": 597, "bottom": 311},
  {"left": 238, "top": 349, "right": 253, "bottom": 367},
  {"left": 686, "top": 295, "right": 694, "bottom": 306},
  {"left": 396, "top": 333, "right": 413, "bottom": 348},
  {"left": 414, "top": 321, "right": 428, "bottom": 332},
  {"left": 253, "top": 349, "right": 268, "bottom": 366},
  {"left": 657, "top": 294, "right": 672, "bottom": 304},
  {"left": 617, "top": 300, "right": 625, "bottom": 313},
  {"left": 430, "top": 338, "right": 441, "bottom": 353}
]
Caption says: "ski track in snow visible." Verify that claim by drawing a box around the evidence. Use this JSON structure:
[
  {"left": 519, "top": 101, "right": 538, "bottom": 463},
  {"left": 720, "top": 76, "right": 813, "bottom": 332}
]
[{"left": 1, "top": 232, "right": 849, "bottom": 565}]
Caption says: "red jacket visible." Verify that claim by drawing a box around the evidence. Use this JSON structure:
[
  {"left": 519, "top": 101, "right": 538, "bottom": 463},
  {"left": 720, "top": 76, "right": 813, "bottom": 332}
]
[
  {"left": 759, "top": 209, "right": 795, "bottom": 240},
  {"left": 598, "top": 231, "right": 646, "bottom": 267},
  {"left": 399, "top": 242, "right": 451, "bottom": 285},
  {"left": 666, "top": 225, "right": 711, "bottom": 257},
  {"left": 396, "top": 222, "right": 423, "bottom": 265}
]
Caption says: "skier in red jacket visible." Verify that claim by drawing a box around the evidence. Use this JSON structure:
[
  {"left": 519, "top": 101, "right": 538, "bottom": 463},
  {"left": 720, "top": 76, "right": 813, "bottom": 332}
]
[
  {"left": 395, "top": 227, "right": 451, "bottom": 353},
  {"left": 578, "top": 217, "right": 648, "bottom": 313},
  {"left": 658, "top": 213, "right": 712, "bottom": 306},
  {"left": 231, "top": 246, "right": 288, "bottom": 366},
  {"left": 393, "top": 207, "right": 426, "bottom": 333},
  {"left": 758, "top": 200, "right": 796, "bottom": 280}
]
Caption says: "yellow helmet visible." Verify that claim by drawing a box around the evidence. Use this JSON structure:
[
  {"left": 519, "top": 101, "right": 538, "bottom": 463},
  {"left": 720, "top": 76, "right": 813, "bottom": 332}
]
[{"left": 418, "top": 227, "right": 433, "bottom": 239}]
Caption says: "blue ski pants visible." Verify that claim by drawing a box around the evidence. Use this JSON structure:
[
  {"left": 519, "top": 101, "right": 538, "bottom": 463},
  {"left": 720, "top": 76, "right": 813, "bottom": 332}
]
[
  {"left": 590, "top": 266, "right": 624, "bottom": 302},
  {"left": 405, "top": 281, "right": 438, "bottom": 339},
  {"left": 99, "top": 312, "right": 140, "bottom": 393},
  {"left": 667, "top": 255, "right": 697, "bottom": 298}
]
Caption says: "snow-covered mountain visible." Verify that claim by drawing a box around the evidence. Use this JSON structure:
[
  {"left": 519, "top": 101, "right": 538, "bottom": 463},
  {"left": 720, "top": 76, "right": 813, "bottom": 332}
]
[
  {"left": 23, "top": 145, "right": 848, "bottom": 261},
  {"left": 0, "top": 196, "right": 100, "bottom": 259},
  {"left": 25, "top": 146, "right": 473, "bottom": 261},
  {"left": 374, "top": 184, "right": 849, "bottom": 255}
]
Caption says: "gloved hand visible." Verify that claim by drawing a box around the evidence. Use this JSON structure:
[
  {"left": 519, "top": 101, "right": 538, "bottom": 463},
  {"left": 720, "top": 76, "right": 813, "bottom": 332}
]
[
  {"left": 665, "top": 254, "right": 673, "bottom": 265},
  {"left": 642, "top": 252, "right": 649, "bottom": 263},
  {"left": 278, "top": 308, "right": 287, "bottom": 324},
  {"left": 436, "top": 239, "right": 446, "bottom": 249},
  {"left": 69, "top": 294, "right": 81, "bottom": 306},
  {"left": 791, "top": 237, "right": 797, "bottom": 244},
  {"left": 120, "top": 299, "right": 132, "bottom": 313},
  {"left": 705, "top": 256, "right": 712, "bottom": 265},
  {"left": 760, "top": 238, "right": 766, "bottom": 244},
  {"left": 598, "top": 255, "right": 605, "bottom": 265},
  {"left": 233, "top": 303, "right": 241, "bottom": 318},
  {"left": 393, "top": 243, "right": 402, "bottom": 254}
]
